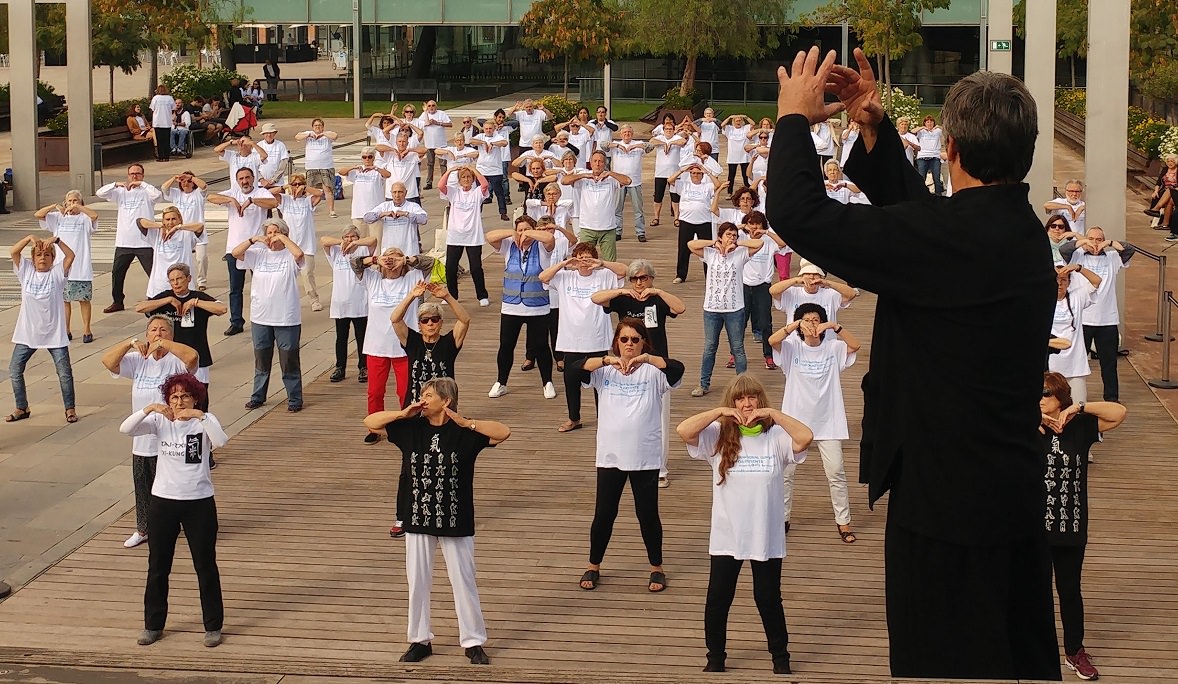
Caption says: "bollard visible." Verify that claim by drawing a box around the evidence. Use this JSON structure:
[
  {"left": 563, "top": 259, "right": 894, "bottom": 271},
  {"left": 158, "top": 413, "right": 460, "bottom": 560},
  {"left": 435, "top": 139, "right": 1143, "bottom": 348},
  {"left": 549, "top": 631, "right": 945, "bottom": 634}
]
[
  {"left": 1145, "top": 254, "right": 1172, "bottom": 342},
  {"left": 1148, "top": 291, "right": 1178, "bottom": 389}
]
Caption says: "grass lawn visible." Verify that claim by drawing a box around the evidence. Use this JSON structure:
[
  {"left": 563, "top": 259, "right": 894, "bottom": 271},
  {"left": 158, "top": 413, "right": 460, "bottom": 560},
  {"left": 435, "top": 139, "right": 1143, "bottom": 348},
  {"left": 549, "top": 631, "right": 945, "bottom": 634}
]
[{"left": 257, "top": 99, "right": 472, "bottom": 119}]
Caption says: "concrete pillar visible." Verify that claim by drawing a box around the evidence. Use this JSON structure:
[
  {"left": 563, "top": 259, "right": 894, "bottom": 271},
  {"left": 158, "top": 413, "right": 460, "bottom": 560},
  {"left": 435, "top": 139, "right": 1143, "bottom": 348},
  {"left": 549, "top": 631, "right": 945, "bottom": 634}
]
[
  {"left": 603, "top": 63, "right": 612, "bottom": 111},
  {"left": 986, "top": 0, "right": 1013, "bottom": 74},
  {"left": 67, "top": 0, "right": 94, "bottom": 196},
  {"left": 352, "top": 1, "right": 363, "bottom": 117},
  {"left": 1024, "top": 0, "right": 1056, "bottom": 206},
  {"left": 8, "top": 0, "right": 39, "bottom": 210},
  {"left": 1085, "top": 2, "right": 1130, "bottom": 244}
]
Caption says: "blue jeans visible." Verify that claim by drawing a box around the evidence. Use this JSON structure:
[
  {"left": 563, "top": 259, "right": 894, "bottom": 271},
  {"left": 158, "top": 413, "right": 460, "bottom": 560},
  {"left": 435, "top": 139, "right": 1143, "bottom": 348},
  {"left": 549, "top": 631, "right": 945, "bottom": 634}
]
[
  {"left": 700, "top": 309, "right": 746, "bottom": 390},
  {"left": 743, "top": 283, "right": 774, "bottom": 358},
  {"left": 224, "top": 254, "right": 246, "bottom": 329},
  {"left": 170, "top": 127, "right": 190, "bottom": 151},
  {"left": 251, "top": 324, "right": 303, "bottom": 408},
  {"left": 916, "top": 157, "right": 943, "bottom": 195},
  {"left": 9, "top": 344, "right": 75, "bottom": 410},
  {"left": 484, "top": 174, "right": 507, "bottom": 215},
  {"left": 615, "top": 185, "right": 646, "bottom": 238},
  {"left": 500, "top": 161, "right": 512, "bottom": 199}
]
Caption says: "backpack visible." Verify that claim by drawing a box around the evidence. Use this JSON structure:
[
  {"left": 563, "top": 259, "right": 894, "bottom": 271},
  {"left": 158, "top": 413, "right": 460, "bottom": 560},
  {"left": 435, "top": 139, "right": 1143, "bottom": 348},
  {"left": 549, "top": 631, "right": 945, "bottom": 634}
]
[{"left": 333, "top": 174, "right": 344, "bottom": 200}]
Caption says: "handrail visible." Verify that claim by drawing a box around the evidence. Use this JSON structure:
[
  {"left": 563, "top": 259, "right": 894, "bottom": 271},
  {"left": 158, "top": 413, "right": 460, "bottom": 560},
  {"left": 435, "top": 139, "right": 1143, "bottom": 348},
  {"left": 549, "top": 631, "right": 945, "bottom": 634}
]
[
  {"left": 1148, "top": 290, "right": 1178, "bottom": 390},
  {"left": 1135, "top": 247, "right": 1171, "bottom": 343}
]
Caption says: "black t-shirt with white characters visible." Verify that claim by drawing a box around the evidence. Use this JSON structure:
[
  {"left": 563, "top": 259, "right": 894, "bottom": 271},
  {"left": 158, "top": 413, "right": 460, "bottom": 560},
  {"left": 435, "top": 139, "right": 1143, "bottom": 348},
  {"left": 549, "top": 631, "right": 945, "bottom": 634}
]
[
  {"left": 1039, "top": 413, "right": 1099, "bottom": 546},
  {"left": 404, "top": 329, "right": 460, "bottom": 404},
  {"left": 387, "top": 417, "right": 492, "bottom": 537},
  {"left": 146, "top": 289, "right": 219, "bottom": 368},
  {"left": 605, "top": 293, "right": 676, "bottom": 357}
]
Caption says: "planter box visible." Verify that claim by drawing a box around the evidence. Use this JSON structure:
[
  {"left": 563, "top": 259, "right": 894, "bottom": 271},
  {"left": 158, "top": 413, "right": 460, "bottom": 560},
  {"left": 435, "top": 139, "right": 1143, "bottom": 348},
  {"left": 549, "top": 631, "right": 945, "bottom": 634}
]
[
  {"left": 37, "top": 133, "right": 69, "bottom": 172},
  {"left": 1054, "top": 108, "right": 1151, "bottom": 172}
]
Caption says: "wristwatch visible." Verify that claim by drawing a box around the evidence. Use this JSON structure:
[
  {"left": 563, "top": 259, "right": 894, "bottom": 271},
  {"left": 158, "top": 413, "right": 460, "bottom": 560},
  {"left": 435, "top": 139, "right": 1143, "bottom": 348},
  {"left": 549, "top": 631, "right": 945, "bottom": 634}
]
[
  {"left": 468, "top": 420, "right": 477, "bottom": 431},
  {"left": 1077, "top": 402, "right": 1086, "bottom": 414},
  {"left": 834, "top": 325, "right": 844, "bottom": 334}
]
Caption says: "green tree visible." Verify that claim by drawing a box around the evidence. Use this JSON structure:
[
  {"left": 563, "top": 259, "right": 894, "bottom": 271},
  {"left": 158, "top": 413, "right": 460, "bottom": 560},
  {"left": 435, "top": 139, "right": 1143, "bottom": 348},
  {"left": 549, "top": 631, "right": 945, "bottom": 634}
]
[
  {"left": 520, "top": 0, "right": 625, "bottom": 98},
  {"left": 1014, "top": 0, "right": 1087, "bottom": 87},
  {"left": 807, "top": 0, "right": 951, "bottom": 109},
  {"left": 622, "top": 0, "right": 791, "bottom": 98},
  {"left": 91, "top": 4, "right": 150, "bottom": 103}
]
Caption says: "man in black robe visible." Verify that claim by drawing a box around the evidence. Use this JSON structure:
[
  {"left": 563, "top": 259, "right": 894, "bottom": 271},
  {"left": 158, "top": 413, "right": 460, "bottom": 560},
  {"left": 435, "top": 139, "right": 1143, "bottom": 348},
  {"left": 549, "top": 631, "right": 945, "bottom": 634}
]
[{"left": 765, "top": 47, "right": 1062, "bottom": 681}]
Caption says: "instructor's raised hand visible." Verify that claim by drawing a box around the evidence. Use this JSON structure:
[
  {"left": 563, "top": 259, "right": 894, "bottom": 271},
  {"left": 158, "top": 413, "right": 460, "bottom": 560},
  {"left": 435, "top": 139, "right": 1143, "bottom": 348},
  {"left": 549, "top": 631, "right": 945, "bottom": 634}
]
[
  {"left": 827, "top": 48, "right": 885, "bottom": 129},
  {"left": 775, "top": 47, "right": 845, "bottom": 124}
]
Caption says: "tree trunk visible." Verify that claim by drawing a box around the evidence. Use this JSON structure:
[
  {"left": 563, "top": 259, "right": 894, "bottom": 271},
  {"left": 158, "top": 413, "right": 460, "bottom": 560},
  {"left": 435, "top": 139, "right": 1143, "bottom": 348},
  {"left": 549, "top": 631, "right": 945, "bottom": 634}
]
[
  {"left": 408, "top": 26, "right": 436, "bottom": 79},
  {"left": 109, "top": 66, "right": 115, "bottom": 104},
  {"left": 1070, "top": 56, "right": 1076, "bottom": 88},
  {"left": 149, "top": 49, "right": 159, "bottom": 98},
  {"left": 563, "top": 54, "right": 569, "bottom": 99},
  {"left": 679, "top": 54, "right": 697, "bottom": 98}
]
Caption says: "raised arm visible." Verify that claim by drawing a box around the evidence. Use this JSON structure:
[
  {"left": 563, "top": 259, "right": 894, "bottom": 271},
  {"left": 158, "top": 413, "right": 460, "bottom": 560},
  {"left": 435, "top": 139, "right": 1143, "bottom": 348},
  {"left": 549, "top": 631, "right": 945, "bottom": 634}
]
[
  {"left": 437, "top": 285, "right": 472, "bottom": 348},
  {"left": 485, "top": 229, "right": 514, "bottom": 250},
  {"left": 819, "top": 277, "right": 859, "bottom": 305},
  {"left": 55, "top": 235, "right": 75, "bottom": 275},
  {"left": 538, "top": 257, "right": 571, "bottom": 284},
  {"left": 768, "top": 276, "right": 803, "bottom": 297},
  {"left": 389, "top": 280, "right": 427, "bottom": 347}
]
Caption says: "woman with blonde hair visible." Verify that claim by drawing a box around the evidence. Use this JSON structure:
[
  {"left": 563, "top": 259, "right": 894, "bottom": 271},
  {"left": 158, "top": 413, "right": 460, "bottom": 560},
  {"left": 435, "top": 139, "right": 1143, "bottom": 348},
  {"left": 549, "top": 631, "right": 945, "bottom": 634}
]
[
  {"left": 677, "top": 374, "right": 812, "bottom": 675},
  {"left": 35, "top": 191, "right": 99, "bottom": 343},
  {"left": 136, "top": 206, "right": 204, "bottom": 298},
  {"left": 269, "top": 172, "right": 325, "bottom": 310}
]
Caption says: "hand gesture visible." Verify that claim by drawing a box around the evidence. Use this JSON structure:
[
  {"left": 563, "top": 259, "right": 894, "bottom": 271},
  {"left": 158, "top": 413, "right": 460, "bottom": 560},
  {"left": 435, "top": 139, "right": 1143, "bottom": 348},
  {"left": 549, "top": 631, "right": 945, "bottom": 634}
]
[
  {"left": 800, "top": 320, "right": 820, "bottom": 338},
  {"left": 825, "top": 48, "right": 884, "bottom": 128},
  {"left": 133, "top": 338, "right": 151, "bottom": 357},
  {"left": 775, "top": 47, "right": 845, "bottom": 125},
  {"left": 403, "top": 398, "right": 428, "bottom": 416},
  {"left": 180, "top": 298, "right": 198, "bottom": 317},
  {"left": 409, "top": 280, "right": 428, "bottom": 299},
  {"left": 746, "top": 407, "right": 774, "bottom": 424},
  {"left": 620, "top": 353, "right": 647, "bottom": 375},
  {"left": 173, "top": 407, "right": 204, "bottom": 421},
  {"left": 144, "top": 403, "right": 174, "bottom": 420},
  {"left": 443, "top": 406, "right": 466, "bottom": 424},
  {"left": 425, "top": 281, "right": 446, "bottom": 298}
]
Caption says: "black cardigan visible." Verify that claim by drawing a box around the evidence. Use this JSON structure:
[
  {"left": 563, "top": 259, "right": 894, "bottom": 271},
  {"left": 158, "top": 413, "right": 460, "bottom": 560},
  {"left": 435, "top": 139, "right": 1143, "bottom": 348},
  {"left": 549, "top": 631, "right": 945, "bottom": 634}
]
[{"left": 765, "top": 114, "right": 1056, "bottom": 545}]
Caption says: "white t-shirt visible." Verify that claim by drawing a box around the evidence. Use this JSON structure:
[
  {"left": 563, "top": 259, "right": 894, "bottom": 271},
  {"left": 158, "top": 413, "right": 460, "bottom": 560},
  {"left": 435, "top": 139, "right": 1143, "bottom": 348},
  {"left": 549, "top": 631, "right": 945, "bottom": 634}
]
[
  {"left": 278, "top": 194, "right": 319, "bottom": 255},
  {"left": 826, "top": 181, "right": 854, "bottom": 205},
  {"left": 96, "top": 183, "right": 161, "bottom": 249},
  {"left": 915, "top": 127, "right": 943, "bottom": 159},
  {"left": 556, "top": 169, "right": 585, "bottom": 215},
  {"left": 1051, "top": 198, "right": 1086, "bottom": 234},
  {"left": 1049, "top": 275, "right": 1096, "bottom": 379},
  {"left": 473, "top": 133, "right": 507, "bottom": 176},
  {"left": 149, "top": 94, "right": 175, "bottom": 128},
  {"left": 514, "top": 109, "right": 548, "bottom": 142},
  {"left": 302, "top": 133, "right": 335, "bottom": 169},
  {"left": 441, "top": 146, "right": 477, "bottom": 185},
  {"left": 443, "top": 184, "right": 489, "bottom": 247},
  {"left": 518, "top": 148, "right": 559, "bottom": 175},
  {"left": 592, "top": 118, "right": 616, "bottom": 147},
  {"left": 220, "top": 187, "right": 273, "bottom": 254},
  {"left": 775, "top": 286, "right": 848, "bottom": 337},
  {"left": 166, "top": 187, "right": 207, "bottom": 245},
  {"left": 41, "top": 211, "right": 97, "bottom": 282},
  {"left": 417, "top": 109, "right": 452, "bottom": 149},
  {"left": 723, "top": 124, "right": 752, "bottom": 164},
  {"left": 525, "top": 199, "right": 572, "bottom": 229},
  {"left": 840, "top": 129, "right": 859, "bottom": 166},
  {"left": 609, "top": 142, "right": 647, "bottom": 187},
  {"left": 901, "top": 131, "right": 919, "bottom": 164},
  {"left": 348, "top": 166, "right": 388, "bottom": 219},
  {"left": 325, "top": 244, "right": 370, "bottom": 319},
  {"left": 652, "top": 134, "right": 685, "bottom": 178},
  {"left": 680, "top": 153, "right": 725, "bottom": 177},
  {"left": 12, "top": 259, "right": 68, "bottom": 349},
  {"left": 696, "top": 119, "right": 721, "bottom": 147},
  {"left": 366, "top": 200, "right": 429, "bottom": 256},
  {"left": 773, "top": 335, "right": 855, "bottom": 440},
  {"left": 590, "top": 363, "right": 676, "bottom": 470},
  {"left": 221, "top": 149, "right": 263, "bottom": 181},
  {"left": 498, "top": 240, "right": 554, "bottom": 317},
  {"left": 122, "top": 412, "right": 226, "bottom": 500},
  {"left": 567, "top": 129, "right": 594, "bottom": 167},
  {"left": 687, "top": 421, "right": 803, "bottom": 561},
  {"left": 749, "top": 151, "right": 769, "bottom": 181},
  {"left": 551, "top": 268, "right": 621, "bottom": 352},
  {"left": 240, "top": 245, "right": 303, "bottom": 326},
  {"left": 361, "top": 269, "right": 422, "bottom": 358},
  {"left": 257, "top": 139, "right": 289, "bottom": 183},
  {"left": 146, "top": 228, "right": 197, "bottom": 296},
  {"left": 676, "top": 177, "right": 716, "bottom": 225},
  {"left": 576, "top": 176, "right": 623, "bottom": 230},
  {"left": 383, "top": 151, "right": 422, "bottom": 199},
  {"left": 742, "top": 235, "right": 776, "bottom": 286},
  {"left": 115, "top": 351, "right": 191, "bottom": 456},
  {"left": 1069, "top": 250, "right": 1125, "bottom": 326},
  {"left": 702, "top": 246, "right": 751, "bottom": 313}
]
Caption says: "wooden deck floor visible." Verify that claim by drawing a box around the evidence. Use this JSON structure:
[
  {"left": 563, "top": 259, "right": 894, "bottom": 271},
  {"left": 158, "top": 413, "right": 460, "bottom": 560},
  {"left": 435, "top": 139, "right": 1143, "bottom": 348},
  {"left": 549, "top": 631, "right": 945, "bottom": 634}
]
[{"left": 0, "top": 228, "right": 1176, "bottom": 683}]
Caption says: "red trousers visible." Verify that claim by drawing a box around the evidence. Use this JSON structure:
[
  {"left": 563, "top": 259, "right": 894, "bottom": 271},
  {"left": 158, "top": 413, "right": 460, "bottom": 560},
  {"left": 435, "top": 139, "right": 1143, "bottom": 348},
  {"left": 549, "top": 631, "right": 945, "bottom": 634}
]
[{"left": 367, "top": 355, "right": 409, "bottom": 414}]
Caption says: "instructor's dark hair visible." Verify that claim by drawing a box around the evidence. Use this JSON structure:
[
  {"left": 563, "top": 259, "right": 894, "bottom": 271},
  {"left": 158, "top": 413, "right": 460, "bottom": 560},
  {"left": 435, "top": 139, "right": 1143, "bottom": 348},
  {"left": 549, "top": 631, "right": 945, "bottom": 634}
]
[{"left": 941, "top": 71, "right": 1037, "bottom": 184}]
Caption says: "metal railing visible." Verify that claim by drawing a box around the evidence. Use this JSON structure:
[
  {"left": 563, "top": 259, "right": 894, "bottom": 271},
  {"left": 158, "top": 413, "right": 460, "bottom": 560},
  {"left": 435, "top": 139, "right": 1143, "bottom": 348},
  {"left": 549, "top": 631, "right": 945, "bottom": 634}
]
[
  {"left": 1137, "top": 247, "right": 1172, "bottom": 343},
  {"left": 1148, "top": 290, "right": 1178, "bottom": 389}
]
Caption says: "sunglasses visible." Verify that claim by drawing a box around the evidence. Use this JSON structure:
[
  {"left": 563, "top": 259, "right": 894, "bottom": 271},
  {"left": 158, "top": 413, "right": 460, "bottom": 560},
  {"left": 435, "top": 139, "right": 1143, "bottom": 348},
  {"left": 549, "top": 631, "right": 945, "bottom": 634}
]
[
  {"left": 361, "top": 155, "right": 375, "bottom": 159},
  {"left": 618, "top": 335, "right": 642, "bottom": 344},
  {"left": 290, "top": 182, "right": 306, "bottom": 187},
  {"left": 419, "top": 315, "right": 442, "bottom": 324},
  {"left": 1042, "top": 388, "right": 1054, "bottom": 397},
  {"left": 1047, "top": 223, "right": 1066, "bottom": 229},
  {"left": 404, "top": 109, "right": 415, "bottom": 114},
  {"left": 629, "top": 275, "right": 652, "bottom": 282}
]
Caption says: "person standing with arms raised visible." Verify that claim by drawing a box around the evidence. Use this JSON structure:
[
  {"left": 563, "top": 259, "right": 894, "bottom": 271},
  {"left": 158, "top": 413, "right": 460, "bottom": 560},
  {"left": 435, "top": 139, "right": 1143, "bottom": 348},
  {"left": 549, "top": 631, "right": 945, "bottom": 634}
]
[
  {"left": 766, "top": 48, "right": 1060, "bottom": 680},
  {"left": 97, "top": 165, "right": 162, "bottom": 313},
  {"left": 207, "top": 168, "right": 279, "bottom": 336}
]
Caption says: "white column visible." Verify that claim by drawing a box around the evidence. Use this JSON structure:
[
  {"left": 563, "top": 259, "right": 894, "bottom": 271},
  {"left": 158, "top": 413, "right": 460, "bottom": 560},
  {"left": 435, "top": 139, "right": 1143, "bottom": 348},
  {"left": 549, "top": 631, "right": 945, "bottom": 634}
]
[
  {"left": 1085, "top": 3, "right": 1130, "bottom": 244},
  {"left": 67, "top": 0, "right": 94, "bottom": 195},
  {"left": 986, "top": 0, "right": 1013, "bottom": 74},
  {"left": 8, "top": 0, "right": 39, "bottom": 209},
  {"left": 603, "top": 62, "right": 612, "bottom": 113},
  {"left": 352, "top": 1, "right": 362, "bottom": 117},
  {"left": 1024, "top": 0, "right": 1056, "bottom": 206}
]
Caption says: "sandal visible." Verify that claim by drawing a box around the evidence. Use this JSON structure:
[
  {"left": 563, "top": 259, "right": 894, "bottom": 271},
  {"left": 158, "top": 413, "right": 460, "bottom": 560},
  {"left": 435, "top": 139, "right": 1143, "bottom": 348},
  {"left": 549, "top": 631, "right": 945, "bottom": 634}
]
[
  {"left": 837, "top": 524, "right": 857, "bottom": 544},
  {"left": 65, "top": 409, "right": 78, "bottom": 424},
  {"left": 673, "top": 219, "right": 681, "bottom": 227},
  {"left": 520, "top": 359, "right": 536, "bottom": 372},
  {"left": 5, "top": 409, "right": 31, "bottom": 422},
  {"left": 650, "top": 218, "right": 660, "bottom": 227},
  {"left": 648, "top": 571, "right": 668, "bottom": 592},
  {"left": 557, "top": 420, "right": 582, "bottom": 433},
  {"left": 579, "top": 569, "right": 600, "bottom": 590},
  {"left": 556, "top": 360, "right": 565, "bottom": 372}
]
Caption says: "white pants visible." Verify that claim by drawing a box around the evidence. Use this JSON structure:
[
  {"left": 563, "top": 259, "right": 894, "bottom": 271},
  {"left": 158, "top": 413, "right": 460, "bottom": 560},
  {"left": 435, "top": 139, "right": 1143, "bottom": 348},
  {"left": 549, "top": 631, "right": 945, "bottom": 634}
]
[
  {"left": 405, "top": 533, "right": 487, "bottom": 648},
  {"left": 1067, "top": 376, "right": 1088, "bottom": 403},
  {"left": 300, "top": 253, "right": 320, "bottom": 302},
  {"left": 659, "top": 396, "right": 671, "bottom": 478},
  {"left": 194, "top": 243, "right": 209, "bottom": 287},
  {"left": 783, "top": 439, "right": 851, "bottom": 526}
]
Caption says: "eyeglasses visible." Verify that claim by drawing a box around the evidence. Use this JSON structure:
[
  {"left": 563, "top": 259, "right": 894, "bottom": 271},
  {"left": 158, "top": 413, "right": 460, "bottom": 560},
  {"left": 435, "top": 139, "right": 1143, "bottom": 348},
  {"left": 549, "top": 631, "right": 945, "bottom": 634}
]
[
  {"left": 618, "top": 336, "right": 642, "bottom": 344},
  {"left": 404, "top": 109, "right": 415, "bottom": 114},
  {"left": 361, "top": 155, "right": 375, "bottom": 159},
  {"left": 419, "top": 315, "right": 442, "bottom": 324},
  {"left": 1041, "top": 388, "right": 1054, "bottom": 397},
  {"left": 629, "top": 275, "right": 652, "bottom": 282},
  {"left": 290, "top": 182, "right": 305, "bottom": 187},
  {"left": 1047, "top": 223, "right": 1066, "bottom": 229}
]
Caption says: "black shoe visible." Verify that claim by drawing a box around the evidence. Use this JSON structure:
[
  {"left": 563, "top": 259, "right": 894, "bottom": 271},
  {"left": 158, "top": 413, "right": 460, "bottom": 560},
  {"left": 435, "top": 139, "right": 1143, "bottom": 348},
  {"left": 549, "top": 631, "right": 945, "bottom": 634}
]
[
  {"left": 358, "top": 367, "right": 368, "bottom": 383},
  {"left": 1145, "top": 208, "right": 1162, "bottom": 217},
  {"left": 0, "top": 209, "right": 10, "bottom": 214},
  {"left": 364, "top": 432, "right": 381, "bottom": 445},
  {"left": 637, "top": 235, "right": 648, "bottom": 242},
  {"left": 330, "top": 367, "right": 345, "bottom": 382},
  {"left": 465, "top": 645, "right": 490, "bottom": 665},
  {"left": 224, "top": 325, "right": 244, "bottom": 336},
  {"left": 244, "top": 399, "right": 264, "bottom": 410},
  {"left": 399, "top": 642, "right": 433, "bottom": 662},
  {"left": 103, "top": 302, "right": 125, "bottom": 314},
  {"left": 773, "top": 657, "right": 792, "bottom": 675},
  {"left": 704, "top": 653, "right": 726, "bottom": 672},
  {"left": 424, "top": 182, "right": 433, "bottom": 190}
]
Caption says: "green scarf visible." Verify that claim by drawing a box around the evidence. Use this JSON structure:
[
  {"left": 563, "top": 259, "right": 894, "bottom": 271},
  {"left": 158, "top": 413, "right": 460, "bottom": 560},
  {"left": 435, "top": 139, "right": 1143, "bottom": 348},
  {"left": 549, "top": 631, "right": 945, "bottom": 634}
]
[{"left": 738, "top": 424, "right": 764, "bottom": 437}]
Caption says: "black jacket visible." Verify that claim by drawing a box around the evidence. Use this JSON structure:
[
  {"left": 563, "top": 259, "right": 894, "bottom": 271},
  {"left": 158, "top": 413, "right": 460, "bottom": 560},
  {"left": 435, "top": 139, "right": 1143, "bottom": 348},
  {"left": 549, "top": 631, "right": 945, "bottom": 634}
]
[
  {"left": 765, "top": 114, "right": 1056, "bottom": 544},
  {"left": 264, "top": 62, "right": 280, "bottom": 80}
]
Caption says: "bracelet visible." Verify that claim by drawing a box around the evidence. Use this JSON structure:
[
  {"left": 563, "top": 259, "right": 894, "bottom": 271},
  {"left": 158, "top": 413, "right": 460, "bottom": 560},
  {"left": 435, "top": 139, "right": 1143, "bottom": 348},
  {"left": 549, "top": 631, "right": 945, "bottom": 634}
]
[
  {"left": 468, "top": 420, "right": 477, "bottom": 431},
  {"left": 834, "top": 325, "right": 843, "bottom": 334}
]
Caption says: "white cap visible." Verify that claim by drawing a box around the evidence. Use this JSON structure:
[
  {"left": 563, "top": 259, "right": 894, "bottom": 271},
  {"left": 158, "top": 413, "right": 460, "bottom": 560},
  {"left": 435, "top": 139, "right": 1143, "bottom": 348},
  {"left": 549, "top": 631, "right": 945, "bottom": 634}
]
[
  {"left": 798, "top": 259, "right": 824, "bottom": 276},
  {"left": 260, "top": 122, "right": 278, "bottom": 134}
]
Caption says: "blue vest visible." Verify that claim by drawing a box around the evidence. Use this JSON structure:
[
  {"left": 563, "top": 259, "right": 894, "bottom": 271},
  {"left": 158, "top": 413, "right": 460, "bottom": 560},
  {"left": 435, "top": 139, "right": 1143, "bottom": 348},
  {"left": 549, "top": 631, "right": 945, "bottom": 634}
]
[{"left": 502, "top": 241, "right": 549, "bottom": 308}]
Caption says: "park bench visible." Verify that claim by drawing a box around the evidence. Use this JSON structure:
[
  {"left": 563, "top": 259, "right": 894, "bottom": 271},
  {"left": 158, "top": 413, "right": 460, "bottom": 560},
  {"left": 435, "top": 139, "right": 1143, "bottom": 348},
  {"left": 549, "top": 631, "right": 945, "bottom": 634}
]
[
  {"left": 93, "top": 126, "right": 154, "bottom": 166},
  {"left": 390, "top": 78, "right": 439, "bottom": 103}
]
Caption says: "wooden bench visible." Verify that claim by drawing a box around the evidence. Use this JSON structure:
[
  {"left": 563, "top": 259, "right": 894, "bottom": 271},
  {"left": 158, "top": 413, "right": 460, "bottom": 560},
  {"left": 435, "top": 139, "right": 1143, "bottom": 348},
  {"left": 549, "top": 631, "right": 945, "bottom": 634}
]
[
  {"left": 389, "top": 78, "right": 438, "bottom": 103},
  {"left": 94, "top": 125, "right": 154, "bottom": 166}
]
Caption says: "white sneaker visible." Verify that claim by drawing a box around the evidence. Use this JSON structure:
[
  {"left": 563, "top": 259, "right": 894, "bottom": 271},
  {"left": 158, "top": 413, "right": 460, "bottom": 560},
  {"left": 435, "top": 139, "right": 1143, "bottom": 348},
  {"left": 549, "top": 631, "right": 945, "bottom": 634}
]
[
  {"left": 124, "top": 531, "right": 148, "bottom": 548},
  {"left": 658, "top": 476, "right": 670, "bottom": 489},
  {"left": 488, "top": 382, "right": 508, "bottom": 398},
  {"left": 543, "top": 381, "right": 557, "bottom": 399},
  {"left": 478, "top": 298, "right": 490, "bottom": 307},
  {"left": 311, "top": 300, "right": 323, "bottom": 312}
]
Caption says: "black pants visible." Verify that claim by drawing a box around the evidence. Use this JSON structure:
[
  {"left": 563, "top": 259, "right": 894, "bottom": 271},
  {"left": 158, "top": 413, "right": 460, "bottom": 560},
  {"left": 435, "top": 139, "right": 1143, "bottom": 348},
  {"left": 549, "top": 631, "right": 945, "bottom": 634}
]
[
  {"left": 144, "top": 495, "right": 223, "bottom": 632},
  {"left": 561, "top": 349, "right": 605, "bottom": 422},
  {"left": 677, "top": 221, "right": 711, "bottom": 280},
  {"left": 154, "top": 127, "right": 171, "bottom": 160},
  {"left": 526, "top": 309, "right": 561, "bottom": 363},
  {"left": 727, "top": 162, "right": 749, "bottom": 189},
  {"left": 589, "top": 467, "right": 662, "bottom": 566},
  {"left": 334, "top": 316, "right": 368, "bottom": 371},
  {"left": 1083, "top": 324, "right": 1119, "bottom": 402},
  {"left": 497, "top": 313, "right": 552, "bottom": 384},
  {"left": 445, "top": 245, "right": 488, "bottom": 301},
  {"left": 111, "top": 247, "right": 154, "bottom": 306},
  {"left": 743, "top": 282, "right": 774, "bottom": 358},
  {"left": 1050, "top": 544, "right": 1087, "bottom": 656},
  {"left": 704, "top": 555, "right": 790, "bottom": 669},
  {"left": 884, "top": 511, "right": 1062, "bottom": 680}
]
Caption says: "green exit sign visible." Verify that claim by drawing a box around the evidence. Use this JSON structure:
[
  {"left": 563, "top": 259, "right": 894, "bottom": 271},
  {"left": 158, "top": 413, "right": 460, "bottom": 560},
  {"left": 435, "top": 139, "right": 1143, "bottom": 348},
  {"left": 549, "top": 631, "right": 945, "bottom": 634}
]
[{"left": 991, "top": 40, "right": 1012, "bottom": 51}]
